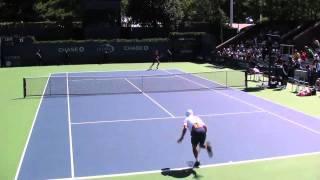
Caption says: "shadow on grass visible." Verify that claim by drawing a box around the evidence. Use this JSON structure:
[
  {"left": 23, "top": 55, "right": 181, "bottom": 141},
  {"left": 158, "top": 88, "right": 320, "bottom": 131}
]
[
  {"left": 161, "top": 167, "right": 202, "bottom": 179},
  {"left": 290, "top": 91, "right": 298, "bottom": 94},
  {"left": 202, "top": 61, "right": 247, "bottom": 71},
  {"left": 204, "top": 64, "right": 225, "bottom": 69},
  {"left": 243, "top": 87, "right": 264, "bottom": 92},
  {"left": 12, "top": 95, "right": 59, "bottom": 100},
  {"left": 12, "top": 96, "right": 44, "bottom": 100},
  {"left": 272, "top": 88, "right": 284, "bottom": 91}
]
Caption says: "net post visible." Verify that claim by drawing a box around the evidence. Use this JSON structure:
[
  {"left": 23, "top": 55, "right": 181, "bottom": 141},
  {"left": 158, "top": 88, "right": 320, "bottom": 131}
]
[
  {"left": 49, "top": 77, "right": 52, "bottom": 96},
  {"left": 225, "top": 71, "right": 228, "bottom": 88},
  {"left": 23, "top": 78, "right": 26, "bottom": 98},
  {"left": 141, "top": 75, "right": 144, "bottom": 93},
  {"left": 245, "top": 70, "right": 248, "bottom": 88}
]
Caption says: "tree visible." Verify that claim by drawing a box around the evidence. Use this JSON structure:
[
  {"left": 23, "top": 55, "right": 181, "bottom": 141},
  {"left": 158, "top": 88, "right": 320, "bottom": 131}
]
[
  {"left": 0, "top": 0, "right": 319, "bottom": 24},
  {"left": 0, "top": 0, "right": 37, "bottom": 21},
  {"left": 163, "top": 0, "right": 184, "bottom": 30},
  {"left": 188, "top": 0, "right": 227, "bottom": 24},
  {"left": 259, "top": 0, "right": 320, "bottom": 22},
  {"left": 33, "top": 0, "right": 81, "bottom": 21},
  {"left": 121, "top": 0, "right": 129, "bottom": 17},
  {"left": 180, "top": 0, "right": 196, "bottom": 22},
  {"left": 127, "top": 0, "right": 166, "bottom": 27}
]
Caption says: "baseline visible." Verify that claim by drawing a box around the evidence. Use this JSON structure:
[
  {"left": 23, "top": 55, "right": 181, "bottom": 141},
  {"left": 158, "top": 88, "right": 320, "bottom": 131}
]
[{"left": 50, "top": 151, "right": 320, "bottom": 180}]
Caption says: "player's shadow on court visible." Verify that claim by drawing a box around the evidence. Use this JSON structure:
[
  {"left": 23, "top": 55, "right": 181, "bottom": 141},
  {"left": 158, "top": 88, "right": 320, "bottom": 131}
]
[{"left": 161, "top": 167, "right": 202, "bottom": 179}]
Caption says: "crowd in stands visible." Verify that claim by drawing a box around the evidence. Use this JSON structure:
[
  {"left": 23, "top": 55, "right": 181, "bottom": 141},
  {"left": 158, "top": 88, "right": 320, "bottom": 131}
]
[{"left": 216, "top": 32, "right": 320, "bottom": 94}]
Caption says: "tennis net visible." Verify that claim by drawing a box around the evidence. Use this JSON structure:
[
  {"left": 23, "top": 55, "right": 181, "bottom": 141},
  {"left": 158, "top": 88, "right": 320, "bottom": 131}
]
[{"left": 23, "top": 71, "right": 246, "bottom": 97}]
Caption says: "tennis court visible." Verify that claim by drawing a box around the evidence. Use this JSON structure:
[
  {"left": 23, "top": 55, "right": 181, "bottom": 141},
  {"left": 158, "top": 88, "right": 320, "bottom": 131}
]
[{"left": 16, "top": 69, "right": 320, "bottom": 180}]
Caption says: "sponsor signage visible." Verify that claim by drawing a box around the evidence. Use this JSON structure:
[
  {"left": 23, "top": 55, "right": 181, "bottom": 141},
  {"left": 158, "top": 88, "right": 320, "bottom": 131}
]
[
  {"left": 58, "top": 47, "right": 85, "bottom": 53},
  {"left": 123, "top": 45, "right": 149, "bottom": 51},
  {"left": 4, "top": 56, "right": 21, "bottom": 67},
  {"left": 97, "top": 44, "right": 115, "bottom": 53}
]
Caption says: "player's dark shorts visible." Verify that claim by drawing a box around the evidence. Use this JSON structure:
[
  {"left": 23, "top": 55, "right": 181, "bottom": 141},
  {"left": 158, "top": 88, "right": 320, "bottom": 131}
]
[
  {"left": 153, "top": 56, "right": 160, "bottom": 63},
  {"left": 191, "top": 127, "right": 206, "bottom": 147}
]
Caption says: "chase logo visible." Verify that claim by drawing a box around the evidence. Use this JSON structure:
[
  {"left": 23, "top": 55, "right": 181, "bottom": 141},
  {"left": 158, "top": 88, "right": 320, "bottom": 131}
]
[{"left": 58, "top": 46, "right": 85, "bottom": 53}]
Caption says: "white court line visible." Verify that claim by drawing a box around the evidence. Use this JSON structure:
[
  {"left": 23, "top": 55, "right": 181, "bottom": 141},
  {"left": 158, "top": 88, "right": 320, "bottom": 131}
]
[
  {"left": 69, "top": 77, "right": 142, "bottom": 82},
  {"left": 125, "top": 78, "right": 175, "bottom": 118},
  {"left": 52, "top": 68, "right": 179, "bottom": 78},
  {"left": 72, "top": 110, "right": 265, "bottom": 125},
  {"left": 143, "top": 75, "right": 182, "bottom": 79},
  {"left": 73, "top": 116, "right": 174, "bottom": 125},
  {"left": 165, "top": 70, "right": 320, "bottom": 135},
  {"left": 68, "top": 74, "right": 184, "bottom": 83},
  {"left": 66, "top": 73, "right": 75, "bottom": 178},
  {"left": 70, "top": 78, "right": 122, "bottom": 82},
  {"left": 25, "top": 68, "right": 171, "bottom": 79},
  {"left": 14, "top": 74, "right": 52, "bottom": 180},
  {"left": 55, "top": 68, "right": 153, "bottom": 75},
  {"left": 49, "top": 151, "right": 320, "bottom": 180},
  {"left": 175, "top": 68, "right": 320, "bottom": 120},
  {"left": 68, "top": 73, "right": 194, "bottom": 83},
  {"left": 187, "top": 73, "right": 320, "bottom": 135}
]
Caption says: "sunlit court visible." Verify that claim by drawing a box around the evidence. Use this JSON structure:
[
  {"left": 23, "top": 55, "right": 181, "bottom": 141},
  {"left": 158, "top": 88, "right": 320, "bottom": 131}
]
[
  {"left": 15, "top": 69, "right": 320, "bottom": 179},
  {"left": 1, "top": 0, "right": 320, "bottom": 179}
]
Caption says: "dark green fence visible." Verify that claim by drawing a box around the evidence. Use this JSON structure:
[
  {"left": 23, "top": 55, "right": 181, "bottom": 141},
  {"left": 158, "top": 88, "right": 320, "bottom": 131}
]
[{"left": 1, "top": 32, "right": 216, "bottom": 67}]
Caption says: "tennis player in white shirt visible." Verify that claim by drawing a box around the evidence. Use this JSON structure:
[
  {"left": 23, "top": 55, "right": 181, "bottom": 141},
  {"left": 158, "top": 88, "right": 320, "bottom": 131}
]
[{"left": 177, "top": 109, "right": 212, "bottom": 168}]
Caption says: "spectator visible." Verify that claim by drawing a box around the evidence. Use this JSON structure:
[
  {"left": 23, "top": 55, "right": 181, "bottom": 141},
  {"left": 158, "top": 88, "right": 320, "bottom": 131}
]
[
  {"left": 296, "top": 86, "right": 312, "bottom": 96},
  {"left": 287, "top": 57, "right": 295, "bottom": 78},
  {"left": 281, "top": 63, "right": 288, "bottom": 89},
  {"left": 315, "top": 78, "right": 320, "bottom": 91},
  {"left": 311, "top": 60, "right": 319, "bottom": 85},
  {"left": 315, "top": 53, "right": 320, "bottom": 61},
  {"left": 313, "top": 39, "right": 320, "bottom": 53},
  {"left": 293, "top": 49, "right": 300, "bottom": 61},
  {"left": 215, "top": 28, "right": 320, "bottom": 86},
  {"left": 305, "top": 65, "right": 313, "bottom": 85},
  {"left": 316, "top": 59, "right": 320, "bottom": 78},
  {"left": 262, "top": 47, "right": 268, "bottom": 61},
  {"left": 269, "top": 76, "right": 278, "bottom": 89},
  {"left": 293, "top": 58, "right": 302, "bottom": 69},
  {"left": 305, "top": 46, "right": 314, "bottom": 60},
  {"left": 300, "top": 50, "right": 307, "bottom": 61}
]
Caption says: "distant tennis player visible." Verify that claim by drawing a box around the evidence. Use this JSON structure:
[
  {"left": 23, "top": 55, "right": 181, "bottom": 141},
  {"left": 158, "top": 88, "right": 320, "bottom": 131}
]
[
  {"left": 149, "top": 49, "right": 160, "bottom": 70},
  {"left": 177, "top": 109, "right": 212, "bottom": 168}
]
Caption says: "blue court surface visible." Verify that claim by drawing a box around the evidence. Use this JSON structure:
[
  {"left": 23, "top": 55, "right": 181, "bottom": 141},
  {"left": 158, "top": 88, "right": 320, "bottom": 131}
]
[{"left": 16, "top": 69, "right": 320, "bottom": 180}]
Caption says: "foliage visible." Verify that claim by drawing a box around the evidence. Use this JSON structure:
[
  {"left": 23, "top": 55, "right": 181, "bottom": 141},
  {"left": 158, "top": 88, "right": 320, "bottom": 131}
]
[
  {"left": 33, "top": 0, "right": 81, "bottom": 21},
  {"left": 0, "top": 0, "right": 37, "bottom": 21},
  {"left": 120, "top": 0, "right": 129, "bottom": 17},
  {"left": 169, "top": 31, "right": 206, "bottom": 36},
  {"left": 163, "top": 0, "right": 184, "bottom": 30},
  {"left": 191, "top": 0, "right": 227, "bottom": 23},
  {"left": 126, "top": 0, "right": 167, "bottom": 27},
  {"left": 0, "top": 0, "right": 319, "bottom": 24}
]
